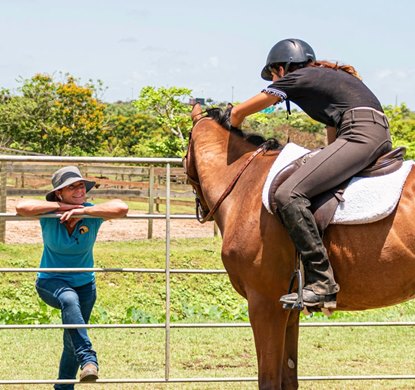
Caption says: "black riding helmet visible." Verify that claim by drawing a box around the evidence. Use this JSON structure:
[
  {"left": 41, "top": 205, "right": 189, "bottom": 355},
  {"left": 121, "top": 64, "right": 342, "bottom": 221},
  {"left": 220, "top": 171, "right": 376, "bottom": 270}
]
[{"left": 261, "top": 38, "right": 316, "bottom": 81}]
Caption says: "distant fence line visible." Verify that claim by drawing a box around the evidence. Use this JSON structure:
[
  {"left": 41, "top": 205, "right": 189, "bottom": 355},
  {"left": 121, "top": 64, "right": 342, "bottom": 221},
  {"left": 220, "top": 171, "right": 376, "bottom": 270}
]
[
  {"left": 5, "top": 161, "right": 189, "bottom": 184},
  {"left": 6, "top": 161, "right": 189, "bottom": 192}
]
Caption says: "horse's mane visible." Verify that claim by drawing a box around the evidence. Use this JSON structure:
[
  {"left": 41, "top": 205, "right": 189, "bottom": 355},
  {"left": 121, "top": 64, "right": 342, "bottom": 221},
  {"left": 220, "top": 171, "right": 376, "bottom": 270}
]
[{"left": 206, "top": 107, "right": 281, "bottom": 150}]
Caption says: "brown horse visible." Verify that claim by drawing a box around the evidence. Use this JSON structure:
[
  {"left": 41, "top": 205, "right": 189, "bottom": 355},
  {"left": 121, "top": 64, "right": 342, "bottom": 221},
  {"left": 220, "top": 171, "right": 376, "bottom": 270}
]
[{"left": 184, "top": 103, "right": 415, "bottom": 390}]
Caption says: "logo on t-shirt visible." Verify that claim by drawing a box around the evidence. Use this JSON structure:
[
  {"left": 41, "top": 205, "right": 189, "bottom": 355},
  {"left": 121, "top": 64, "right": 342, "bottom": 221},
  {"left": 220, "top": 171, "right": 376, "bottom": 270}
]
[{"left": 79, "top": 226, "right": 89, "bottom": 234}]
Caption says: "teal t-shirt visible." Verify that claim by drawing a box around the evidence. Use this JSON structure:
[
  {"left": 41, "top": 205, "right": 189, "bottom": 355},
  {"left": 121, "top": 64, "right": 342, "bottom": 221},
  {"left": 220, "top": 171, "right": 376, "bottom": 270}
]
[{"left": 37, "top": 202, "right": 104, "bottom": 287}]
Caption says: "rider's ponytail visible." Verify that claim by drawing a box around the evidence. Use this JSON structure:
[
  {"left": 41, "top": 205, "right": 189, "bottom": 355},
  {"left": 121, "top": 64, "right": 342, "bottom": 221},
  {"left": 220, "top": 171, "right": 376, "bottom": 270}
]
[{"left": 309, "top": 60, "right": 362, "bottom": 80}]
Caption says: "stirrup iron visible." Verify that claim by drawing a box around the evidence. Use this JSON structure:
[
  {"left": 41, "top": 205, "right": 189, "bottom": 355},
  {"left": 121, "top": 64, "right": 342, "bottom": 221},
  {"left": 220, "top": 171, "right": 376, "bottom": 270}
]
[{"left": 282, "top": 268, "right": 304, "bottom": 311}]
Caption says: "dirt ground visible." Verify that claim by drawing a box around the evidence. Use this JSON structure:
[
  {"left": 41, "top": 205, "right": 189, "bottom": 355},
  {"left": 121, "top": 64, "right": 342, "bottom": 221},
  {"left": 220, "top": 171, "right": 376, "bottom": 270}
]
[{"left": 5, "top": 198, "right": 216, "bottom": 244}]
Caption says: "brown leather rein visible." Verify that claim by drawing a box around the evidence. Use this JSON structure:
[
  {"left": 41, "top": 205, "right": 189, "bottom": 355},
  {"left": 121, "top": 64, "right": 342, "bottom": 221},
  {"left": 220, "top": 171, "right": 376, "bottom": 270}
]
[{"left": 184, "top": 116, "right": 270, "bottom": 224}]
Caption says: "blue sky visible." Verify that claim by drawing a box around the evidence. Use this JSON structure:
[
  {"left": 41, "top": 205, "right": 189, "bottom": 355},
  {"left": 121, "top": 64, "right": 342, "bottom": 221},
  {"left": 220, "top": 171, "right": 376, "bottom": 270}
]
[{"left": 1, "top": 0, "right": 414, "bottom": 109}]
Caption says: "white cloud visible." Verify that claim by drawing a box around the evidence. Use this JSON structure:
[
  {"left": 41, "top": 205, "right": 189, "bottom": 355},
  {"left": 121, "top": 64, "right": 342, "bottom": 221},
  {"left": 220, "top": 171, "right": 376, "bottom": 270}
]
[
  {"left": 142, "top": 46, "right": 169, "bottom": 53},
  {"left": 121, "top": 71, "right": 148, "bottom": 85},
  {"left": 374, "top": 69, "right": 393, "bottom": 79},
  {"left": 375, "top": 68, "right": 415, "bottom": 80}
]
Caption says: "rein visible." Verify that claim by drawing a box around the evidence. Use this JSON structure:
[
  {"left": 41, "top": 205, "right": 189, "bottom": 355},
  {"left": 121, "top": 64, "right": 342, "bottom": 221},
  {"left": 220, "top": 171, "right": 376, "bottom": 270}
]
[
  {"left": 196, "top": 143, "right": 267, "bottom": 223},
  {"left": 185, "top": 116, "right": 271, "bottom": 223}
]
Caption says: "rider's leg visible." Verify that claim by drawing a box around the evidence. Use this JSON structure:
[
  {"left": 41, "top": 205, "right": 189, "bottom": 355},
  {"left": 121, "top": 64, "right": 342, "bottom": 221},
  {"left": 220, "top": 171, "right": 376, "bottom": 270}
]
[
  {"left": 274, "top": 126, "right": 391, "bottom": 308},
  {"left": 277, "top": 197, "right": 339, "bottom": 307}
]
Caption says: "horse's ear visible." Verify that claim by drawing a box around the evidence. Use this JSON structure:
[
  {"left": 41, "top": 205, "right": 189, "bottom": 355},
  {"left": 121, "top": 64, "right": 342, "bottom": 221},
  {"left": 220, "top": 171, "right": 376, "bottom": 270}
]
[{"left": 191, "top": 103, "right": 203, "bottom": 124}]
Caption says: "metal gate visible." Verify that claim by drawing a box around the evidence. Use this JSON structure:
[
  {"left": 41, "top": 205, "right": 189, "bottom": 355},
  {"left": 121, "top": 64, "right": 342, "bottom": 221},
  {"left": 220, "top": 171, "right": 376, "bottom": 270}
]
[{"left": 0, "top": 155, "right": 414, "bottom": 387}]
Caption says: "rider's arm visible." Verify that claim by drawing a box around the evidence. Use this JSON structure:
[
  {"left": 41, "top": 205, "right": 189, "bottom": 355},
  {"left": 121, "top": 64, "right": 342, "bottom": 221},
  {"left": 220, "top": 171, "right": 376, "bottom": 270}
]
[
  {"left": 326, "top": 126, "right": 337, "bottom": 145},
  {"left": 231, "top": 92, "right": 281, "bottom": 127}
]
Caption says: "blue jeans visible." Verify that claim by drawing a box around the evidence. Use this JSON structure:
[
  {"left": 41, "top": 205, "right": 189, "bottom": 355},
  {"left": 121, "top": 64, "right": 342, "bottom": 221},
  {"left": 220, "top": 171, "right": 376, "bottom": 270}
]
[{"left": 36, "top": 278, "right": 98, "bottom": 390}]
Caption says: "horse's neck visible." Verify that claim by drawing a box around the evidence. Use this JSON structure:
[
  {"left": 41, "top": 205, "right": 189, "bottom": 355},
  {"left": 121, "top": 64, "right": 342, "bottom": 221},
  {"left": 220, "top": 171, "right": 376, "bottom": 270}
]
[
  {"left": 196, "top": 130, "right": 251, "bottom": 176},
  {"left": 195, "top": 130, "right": 260, "bottom": 205}
]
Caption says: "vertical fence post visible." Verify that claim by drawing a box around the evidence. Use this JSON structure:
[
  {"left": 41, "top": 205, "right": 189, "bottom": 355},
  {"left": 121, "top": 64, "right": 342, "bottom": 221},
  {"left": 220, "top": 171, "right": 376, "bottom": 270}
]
[
  {"left": 148, "top": 166, "right": 154, "bottom": 239},
  {"left": 0, "top": 161, "right": 7, "bottom": 243},
  {"left": 165, "top": 163, "right": 171, "bottom": 381}
]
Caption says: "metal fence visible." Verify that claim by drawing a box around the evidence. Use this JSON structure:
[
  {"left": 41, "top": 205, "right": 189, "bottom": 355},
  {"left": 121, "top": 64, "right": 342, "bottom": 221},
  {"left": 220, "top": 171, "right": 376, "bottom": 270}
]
[{"left": 0, "top": 154, "right": 414, "bottom": 387}]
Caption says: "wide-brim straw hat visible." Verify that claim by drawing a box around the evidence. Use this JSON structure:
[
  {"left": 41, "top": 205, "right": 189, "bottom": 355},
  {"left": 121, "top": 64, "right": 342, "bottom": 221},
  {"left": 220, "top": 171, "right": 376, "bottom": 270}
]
[{"left": 45, "top": 166, "right": 96, "bottom": 201}]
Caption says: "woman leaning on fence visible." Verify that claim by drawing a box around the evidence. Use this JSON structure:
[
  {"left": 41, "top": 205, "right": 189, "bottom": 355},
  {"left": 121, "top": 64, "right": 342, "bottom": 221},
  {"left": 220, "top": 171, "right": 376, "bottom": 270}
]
[{"left": 16, "top": 166, "right": 128, "bottom": 389}]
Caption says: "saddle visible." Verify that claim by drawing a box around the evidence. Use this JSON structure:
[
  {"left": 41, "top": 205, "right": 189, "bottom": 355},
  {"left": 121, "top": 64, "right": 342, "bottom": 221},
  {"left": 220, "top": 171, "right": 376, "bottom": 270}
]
[{"left": 268, "top": 146, "right": 406, "bottom": 233}]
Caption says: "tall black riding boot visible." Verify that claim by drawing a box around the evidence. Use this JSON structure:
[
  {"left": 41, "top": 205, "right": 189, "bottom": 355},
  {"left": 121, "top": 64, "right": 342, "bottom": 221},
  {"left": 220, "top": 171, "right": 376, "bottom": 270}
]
[{"left": 277, "top": 198, "right": 339, "bottom": 309}]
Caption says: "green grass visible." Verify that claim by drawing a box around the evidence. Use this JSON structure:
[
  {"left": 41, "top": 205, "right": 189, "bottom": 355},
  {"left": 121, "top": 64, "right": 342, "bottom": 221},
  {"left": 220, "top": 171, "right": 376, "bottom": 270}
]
[
  {"left": 1, "top": 326, "right": 415, "bottom": 389},
  {"left": 0, "top": 238, "right": 241, "bottom": 324},
  {"left": 1, "top": 238, "right": 415, "bottom": 389}
]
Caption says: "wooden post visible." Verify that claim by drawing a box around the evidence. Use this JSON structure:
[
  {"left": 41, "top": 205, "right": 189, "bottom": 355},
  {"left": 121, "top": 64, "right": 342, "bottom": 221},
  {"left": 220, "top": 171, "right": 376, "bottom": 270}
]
[
  {"left": 0, "top": 162, "right": 7, "bottom": 243},
  {"left": 147, "top": 166, "right": 155, "bottom": 239}
]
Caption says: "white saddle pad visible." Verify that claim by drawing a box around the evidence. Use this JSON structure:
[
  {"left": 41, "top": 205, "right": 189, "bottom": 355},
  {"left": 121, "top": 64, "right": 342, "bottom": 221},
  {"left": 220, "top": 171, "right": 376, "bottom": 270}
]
[{"left": 262, "top": 143, "right": 414, "bottom": 225}]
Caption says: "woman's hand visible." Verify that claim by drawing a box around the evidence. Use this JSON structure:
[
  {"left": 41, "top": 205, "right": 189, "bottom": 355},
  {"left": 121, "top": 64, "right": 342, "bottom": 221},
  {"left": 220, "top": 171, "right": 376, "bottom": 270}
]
[
  {"left": 59, "top": 206, "right": 85, "bottom": 223},
  {"left": 57, "top": 202, "right": 85, "bottom": 212},
  {"left": 59, "top": 200, "right": 128, "bottom": 222}
]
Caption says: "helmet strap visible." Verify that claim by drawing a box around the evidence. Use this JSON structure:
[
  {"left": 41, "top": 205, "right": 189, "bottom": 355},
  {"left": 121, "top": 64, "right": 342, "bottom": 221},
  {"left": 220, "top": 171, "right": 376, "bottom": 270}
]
[{"left": 285, "top": 100, "right": 291, "bottom": 119}]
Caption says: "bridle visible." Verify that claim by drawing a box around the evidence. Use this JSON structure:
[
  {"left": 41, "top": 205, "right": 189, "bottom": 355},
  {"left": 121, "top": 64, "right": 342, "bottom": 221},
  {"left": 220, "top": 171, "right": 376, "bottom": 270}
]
[
  {"left": 183, "top": 144, "right": 212, "bottom": 223},
  {"left": 183, "top": 115, "right": 271, "bottom": 224}
]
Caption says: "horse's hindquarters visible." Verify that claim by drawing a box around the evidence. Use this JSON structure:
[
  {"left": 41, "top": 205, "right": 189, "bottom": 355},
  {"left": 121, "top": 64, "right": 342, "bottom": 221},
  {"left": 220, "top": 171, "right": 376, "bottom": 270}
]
[{"left": 327, "top": 170, "right": 415, "bottom": 310}]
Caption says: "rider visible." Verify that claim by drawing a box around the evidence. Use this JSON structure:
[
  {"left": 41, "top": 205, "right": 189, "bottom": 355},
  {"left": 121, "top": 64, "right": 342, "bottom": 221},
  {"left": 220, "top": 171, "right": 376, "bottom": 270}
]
[{"left": 230, "top": 38, "right": 392, "bottom": 309}]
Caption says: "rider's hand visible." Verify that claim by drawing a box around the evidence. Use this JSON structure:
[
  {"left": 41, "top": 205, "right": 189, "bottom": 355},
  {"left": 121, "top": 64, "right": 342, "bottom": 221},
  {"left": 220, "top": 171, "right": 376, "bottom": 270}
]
[
  {"left": 224, "top": 103, "right": 233, "bottom": 122},
  {"left": 224, "top": 103, "right": 241, "bottom": 132}
]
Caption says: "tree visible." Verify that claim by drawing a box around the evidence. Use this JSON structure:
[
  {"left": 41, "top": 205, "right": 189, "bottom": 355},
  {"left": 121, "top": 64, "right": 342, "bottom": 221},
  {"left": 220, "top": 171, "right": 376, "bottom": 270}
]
[
  {"left": 0, "top": 74, "right": 106, "bottom": 155},
  {"left": 384, "top": 103, "right": 415, "bottom": 159},
  {"left": 243, "top": 107, "right": 326, "bottom": 149},
  {"left": 101, "top": 102, "right": 161, "bottom": 156},
  {"left": 52, "top": 75, "right": 106, "bottom": 155},
  {"left": 134, "top": 86, "right": 193, "bottom": 156}
]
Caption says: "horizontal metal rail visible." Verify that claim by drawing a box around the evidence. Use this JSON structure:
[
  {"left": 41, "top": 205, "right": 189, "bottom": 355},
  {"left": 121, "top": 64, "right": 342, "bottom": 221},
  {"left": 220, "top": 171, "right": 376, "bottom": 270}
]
[
  {"left": 0, "top": 267, "right": 226, "bottom": 273},
  {"left": 2, "top": 374, "right": 415, "bottom": 385},
  {"left": 0, "top": 212, "right": 197, "bottom": 220},
  {"left": 1, "top": 322, "right": 415, "bottom": 330},
  {"left": 1, "top": 323, "right": 248, "bottom": 330},
  {"left": 1, "top": 377, "right": 256, "bottom": 385},
  {"left": 300, "top": 375, "right": 415, "bottom": 381},
  {"left": 0, "top": 155, "right": 182, "bottom": 164}
]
